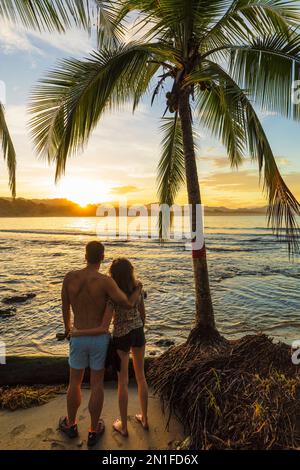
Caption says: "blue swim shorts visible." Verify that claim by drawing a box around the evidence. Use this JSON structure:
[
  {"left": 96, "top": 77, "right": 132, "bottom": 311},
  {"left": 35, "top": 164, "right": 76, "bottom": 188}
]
[{"left": 69, "top": 334, "right": 110, "bottom": 371}]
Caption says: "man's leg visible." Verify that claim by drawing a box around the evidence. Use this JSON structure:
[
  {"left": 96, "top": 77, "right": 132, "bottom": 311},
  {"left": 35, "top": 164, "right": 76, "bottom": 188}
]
[
  {"left": 89, "top": 369, "right": 105, "bottom": 432},
  {"left": 67, "top": 368, "right": 85, "bottom": 426}
]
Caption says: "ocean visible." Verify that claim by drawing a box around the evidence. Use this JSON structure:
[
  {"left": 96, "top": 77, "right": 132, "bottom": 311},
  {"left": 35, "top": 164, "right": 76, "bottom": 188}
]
[{"left": 0, "top": 216, "right": 299, "bottom": 357}]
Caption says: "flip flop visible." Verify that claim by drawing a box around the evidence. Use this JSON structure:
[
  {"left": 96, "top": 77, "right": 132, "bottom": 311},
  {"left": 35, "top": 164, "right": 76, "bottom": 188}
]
[
  {"left": 113, "top": 419, "right": 128, "bottom": 437},
  {"left": 87, "top": 419, "right": 105, "bottom": 447},
  {"left": 135, "top": 414, "right": 149, "bottom": 430}
]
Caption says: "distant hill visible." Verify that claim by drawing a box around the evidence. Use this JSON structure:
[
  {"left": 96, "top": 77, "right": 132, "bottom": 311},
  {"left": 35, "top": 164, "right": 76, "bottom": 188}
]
[
  {"left": 0, "top": 198, "right": 96, "bottom": 217},
  {"left": 0, "top": 198, "right": 267, "bottom": 217}
]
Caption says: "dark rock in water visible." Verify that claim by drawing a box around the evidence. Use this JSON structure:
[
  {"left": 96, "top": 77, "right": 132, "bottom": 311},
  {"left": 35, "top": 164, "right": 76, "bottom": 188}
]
[
  {"left": 2, "top": 293, "right": 36, "bottom": 304},
  {"left": 155, "top": 339, "right": 175, "bottom": 348},
  {"left": 0, "top": 306, "right": 17, "bottom": 317}
]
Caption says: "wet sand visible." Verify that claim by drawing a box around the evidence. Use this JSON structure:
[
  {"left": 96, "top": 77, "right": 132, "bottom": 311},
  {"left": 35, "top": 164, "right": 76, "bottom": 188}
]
[{"left": 0, "top": 383, "right": 183, "bottom": 450}]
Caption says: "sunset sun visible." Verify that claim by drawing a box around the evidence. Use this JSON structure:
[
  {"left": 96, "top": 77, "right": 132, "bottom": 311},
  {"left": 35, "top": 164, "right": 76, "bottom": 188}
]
[{"left": 55, "top": 177, "right": 112, "bottom": 207}]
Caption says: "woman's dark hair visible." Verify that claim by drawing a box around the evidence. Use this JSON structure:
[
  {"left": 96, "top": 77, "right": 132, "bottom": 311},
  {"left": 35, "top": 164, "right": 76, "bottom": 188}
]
[{"left": 109, "top": 258, "right": 136, "bottom": 296}]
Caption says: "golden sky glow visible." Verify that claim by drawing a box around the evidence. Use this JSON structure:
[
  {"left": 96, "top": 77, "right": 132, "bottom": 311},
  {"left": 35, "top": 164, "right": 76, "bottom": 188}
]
[{"left": 0, "top": 21, "right": 299, "bottom": 209}]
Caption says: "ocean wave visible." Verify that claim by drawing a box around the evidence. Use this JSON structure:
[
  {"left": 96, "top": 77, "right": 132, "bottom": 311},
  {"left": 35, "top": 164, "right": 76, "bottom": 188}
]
[
  {"left": 0, "top": 228, "right": 97, "bottom": 237},
  {"left": 208, "top": 246, "right": 269, "bottom": 253},
  {"left": 217, "top": 268, "right": 299, "bottom": 282}
]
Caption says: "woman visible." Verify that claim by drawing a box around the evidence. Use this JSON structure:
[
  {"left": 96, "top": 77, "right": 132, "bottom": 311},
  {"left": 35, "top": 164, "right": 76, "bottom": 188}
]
[{"left": 72, "top": 258, "right": 148, "bottom": 437}]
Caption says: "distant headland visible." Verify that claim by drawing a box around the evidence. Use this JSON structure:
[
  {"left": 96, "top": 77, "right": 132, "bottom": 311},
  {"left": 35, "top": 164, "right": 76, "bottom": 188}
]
[{"left": 0, "top": 198, "right": 267, "bottom": 217}]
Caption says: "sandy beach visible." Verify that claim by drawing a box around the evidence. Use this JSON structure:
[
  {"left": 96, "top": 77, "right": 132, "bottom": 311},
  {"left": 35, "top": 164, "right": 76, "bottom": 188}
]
[{"left": 0, "top": 383, "right": 183, "bottom": 451}]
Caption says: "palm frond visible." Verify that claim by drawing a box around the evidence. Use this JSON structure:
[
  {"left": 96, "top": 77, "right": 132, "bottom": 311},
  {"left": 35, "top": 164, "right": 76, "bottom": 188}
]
[
  {"left": 157, "top": 114, "right": 185, "bottom": 238},
  {"left": 245, "top": 96, "right": 300, "bottom": 255},
  {"left": 0, "top": 1, "right": 127, "bottom": 48},
  {"left": 228, "top": 31, "right": 300, "bottom": 119},
  {"left": 190, "top": 62, "right": 300, "bottom": 253},
  {"left": 29, "top": 42, "right": 167, "bottom": 180},
  {"left": 191, "top": 63, "right": 246, "bottom": 168},
  {"left": 94, "top": 0, "right": 125, "bottom": 48},
  {"left": 202, "top": 0, "right": 300, "bottom": 53},
  {"left": 0, "top": 0, "right": 92, "bottom": 32},
  {"left": 116, "top": 0, "right": 227, "bottom": 47},
  {"left": 0, "top": 103, "right": 16, "bottom": 197}
]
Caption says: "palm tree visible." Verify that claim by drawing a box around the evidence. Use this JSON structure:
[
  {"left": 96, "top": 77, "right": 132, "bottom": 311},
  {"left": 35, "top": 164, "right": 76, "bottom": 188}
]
[
  {"left": 0, "top": 0, "right": 118, "bottom": 196},
  {"left": 29, "top": 0, "right": 300, "bottom": 341}
]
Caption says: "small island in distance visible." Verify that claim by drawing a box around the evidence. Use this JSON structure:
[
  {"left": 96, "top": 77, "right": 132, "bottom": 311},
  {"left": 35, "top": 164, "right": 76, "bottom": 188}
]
[{"left": 0, "top": 197, "right": 267, "bottom": 217}]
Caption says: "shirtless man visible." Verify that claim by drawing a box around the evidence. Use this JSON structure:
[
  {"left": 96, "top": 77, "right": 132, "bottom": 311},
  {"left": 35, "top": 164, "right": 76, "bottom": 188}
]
[{"left": 59, "top": 241, "right": 142, "bottom": 447}]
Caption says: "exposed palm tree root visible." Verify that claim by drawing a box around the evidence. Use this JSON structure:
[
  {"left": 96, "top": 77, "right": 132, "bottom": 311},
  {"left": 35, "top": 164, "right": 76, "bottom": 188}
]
[
  {"left": 187, "top": 324, "right": 229, "bottom": 350},
  {"left": 147, "top": 334, "right": 300, "bottom": 450}
]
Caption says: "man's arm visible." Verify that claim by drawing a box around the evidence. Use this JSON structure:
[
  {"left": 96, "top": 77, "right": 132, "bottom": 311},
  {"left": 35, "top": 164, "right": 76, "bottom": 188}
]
[
  {"left": 71, "top": 303, "right": 114, "bottom": 337},
  {"left": 62, "top": 274, "right": 72, "bottom": 335},
  {"left": 105, "top": 277, "right": 142, "bottom": 308}
]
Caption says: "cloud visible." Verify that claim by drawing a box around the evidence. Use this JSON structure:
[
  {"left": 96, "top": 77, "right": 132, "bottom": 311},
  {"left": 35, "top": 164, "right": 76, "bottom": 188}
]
[
  {"left": 202, "top": 154, "right": 292, "bottom": 173},
  {"left": 0, "top": 21, "right": 41, "bottom": 55},
  {"left": 0, "top": 20, "right": 94, "bottom": 56},
  {"left": 256, "top": 109, "right": 278, "bottom": 121},
  {"left": 110, "top": 185, "right": 140, "bottom": 195},
  {"left": 28, "top": 28, "right": 94, "bottom": 56},
  {"left": 210, "top": 157, "right": 231, "bottom": 169},
  {"left": 282, "top": 172, "right": 300, "bottom": 195},
  {"left": 202, "top": 170, "right": 260, "bottom": 191},
  {"left": 5, "top": 104, "right": 27, "bottom": 136},
  {"left": 277, "top": 158, "right": 291, "bottom": 167},
  {"left": 199, "top": 168, "right": 300, "bottom": 207}
]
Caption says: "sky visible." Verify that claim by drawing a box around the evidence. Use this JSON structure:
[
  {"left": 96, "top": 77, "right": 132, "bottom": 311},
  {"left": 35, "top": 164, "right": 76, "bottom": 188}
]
[{"left": 0, "top": 17, "right": 299, "bottom": 208}]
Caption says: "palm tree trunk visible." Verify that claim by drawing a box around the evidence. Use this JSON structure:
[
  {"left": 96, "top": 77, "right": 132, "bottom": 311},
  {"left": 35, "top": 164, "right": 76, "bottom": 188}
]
[{"left": 178, "top": 89, "right": 215, "bottom": 332}]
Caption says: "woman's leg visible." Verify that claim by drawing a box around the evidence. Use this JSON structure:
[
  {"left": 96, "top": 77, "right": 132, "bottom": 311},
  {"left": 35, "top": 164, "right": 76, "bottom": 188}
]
[
  {"left": 114, "top": 350, "right": 130, "bottom": 436},
  {"left": 132, "top": 345, "right": 149, "bottom": 429}
]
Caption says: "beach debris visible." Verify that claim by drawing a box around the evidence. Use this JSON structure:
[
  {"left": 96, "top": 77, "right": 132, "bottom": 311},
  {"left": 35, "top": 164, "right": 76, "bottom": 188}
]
[
  {"left": 155, "top": 339, "right": 175, "bottom": 348},
  {"left": 176, "top": 436, "right": 191, "bottom": 450},
  {"left": 0, "top": 307, "right": 17, "bottom": 317},
  {"left": 0, "top": 385, "right": 65, "bottom": 410},
  {"left": 2, "top": 293, "right": 36, "bottom": 304},
  {"left": 148, "top": 334, "right": 300, "bottom": 450}
]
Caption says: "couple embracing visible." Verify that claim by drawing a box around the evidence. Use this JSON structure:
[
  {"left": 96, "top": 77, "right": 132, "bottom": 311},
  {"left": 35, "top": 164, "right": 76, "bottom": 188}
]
[{"left": 59, "top": 241, "right": 148, "bottom": 447}]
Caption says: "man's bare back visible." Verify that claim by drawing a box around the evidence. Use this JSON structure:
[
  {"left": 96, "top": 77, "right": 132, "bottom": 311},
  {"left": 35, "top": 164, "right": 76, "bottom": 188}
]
[{"left": 64, "top": 268, "right": 111, "bottom": 329}]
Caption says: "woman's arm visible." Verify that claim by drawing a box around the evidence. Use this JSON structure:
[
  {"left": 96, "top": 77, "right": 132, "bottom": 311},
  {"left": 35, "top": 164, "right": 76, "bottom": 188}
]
[
  {"left": 138, "top": 295, "right": 146, "bottom": 326},
  {"left": 105, "top": 278, "right": 142, "bottom": 309},
  {"left": 71, "top": 326, "right": 105, "bottom": 337},
  {"left": 71, "top": 304, "right": 114, "bottom": 337}
]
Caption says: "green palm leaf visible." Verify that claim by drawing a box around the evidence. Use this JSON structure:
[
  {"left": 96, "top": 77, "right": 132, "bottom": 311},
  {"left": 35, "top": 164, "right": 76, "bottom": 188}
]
[
  {"left": 0, "top": 1, "right": 124, "bottom": 47},
  {"left": 189, "top": 62, "right": 300, "bottom": 253},
  {"left": 203, "top": 0, "right": 300, "bottom": 53},
  {"left": 0, "top": 103, "right": 16, "bottom": 197},
  {"left": 29, "top": 42, "right": 168, "bottom": 180},
  {"left": 157, "top": 114, "right": 185, "bottom": 238},
  {"left": 94, "top": 0, "right": 125, "bottom": 48},
  {"left": 192, "top": 64, "right": 246, "bottom": 168},
  {"left": 227, "top": 31, "right": 300, "bottom": 119},
  {"left": 0, "top": 0, "right": 91, "bottom": 32}
]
